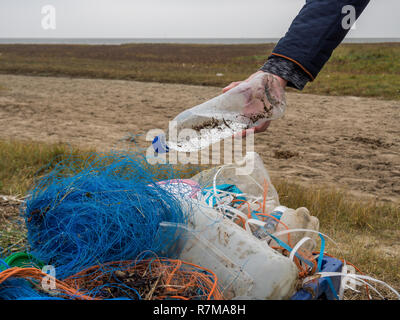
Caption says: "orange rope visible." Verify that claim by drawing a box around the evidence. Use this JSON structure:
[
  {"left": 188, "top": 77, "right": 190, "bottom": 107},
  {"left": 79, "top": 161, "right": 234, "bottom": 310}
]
[
  {"left": 165, "top": 259, "right": 182, "bottom": 292},
  {"left": 262, "top": 179, "right": 268, "bottom": 215},
  {"left": 64, "top": 258, "right": 223, "bottom": 300},
  {"left": 231, "top": 199, "right": 250, "bottom": 229},
  {"left": 0, "top": 259, "right": 223, "bottom": 300}
]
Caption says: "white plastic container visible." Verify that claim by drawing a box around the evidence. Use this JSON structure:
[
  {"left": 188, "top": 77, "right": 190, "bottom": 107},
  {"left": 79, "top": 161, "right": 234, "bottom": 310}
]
[
  {"left": 165, "top": 72, "right": 286, "bottom": 152},
  {"left": 274, "top": 207, "right": 320, "bottom": 253},
  {"left": 158, "top": 199, "right": 298, "bottom": 300}
]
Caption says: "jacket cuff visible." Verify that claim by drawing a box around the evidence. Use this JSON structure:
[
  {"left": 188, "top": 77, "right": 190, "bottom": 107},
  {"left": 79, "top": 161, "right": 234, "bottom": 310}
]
[{"left": 260, "top": 56, "right": 312, "bottom": 90}]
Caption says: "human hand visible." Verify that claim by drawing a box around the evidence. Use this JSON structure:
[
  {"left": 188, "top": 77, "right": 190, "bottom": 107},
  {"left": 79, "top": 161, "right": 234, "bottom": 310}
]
[{"left": 223, "top": 71, "right": 287, "bottom": 137}]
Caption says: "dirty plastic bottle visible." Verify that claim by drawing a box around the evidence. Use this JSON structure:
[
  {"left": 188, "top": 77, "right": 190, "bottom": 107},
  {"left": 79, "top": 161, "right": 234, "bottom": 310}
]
[
  {"left": 156, "top": 72, "right": 286, "bottom": 153},
  {"left": 274, "top": 207, "right": 320, "bottom": 253},
  {"left": 252, "top": 205, "right": 288, "bottom": 241},
  {"left": 265, "top": 205, "right": 288, "bottom": 231}
]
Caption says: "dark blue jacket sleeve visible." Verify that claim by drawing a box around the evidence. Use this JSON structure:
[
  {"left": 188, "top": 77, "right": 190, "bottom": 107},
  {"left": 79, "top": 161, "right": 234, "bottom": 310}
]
[{"left": 265, "top": 0, "right": 370, "bottom": 83}]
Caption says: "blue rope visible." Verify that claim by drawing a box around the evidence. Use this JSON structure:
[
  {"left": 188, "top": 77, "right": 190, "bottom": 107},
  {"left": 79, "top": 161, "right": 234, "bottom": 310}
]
[
  {"left": 316, "top": 235, "right": 339, "bottom": 300},
  {"left": 317, "top": 234, "right": 325, "bottom": 272}
]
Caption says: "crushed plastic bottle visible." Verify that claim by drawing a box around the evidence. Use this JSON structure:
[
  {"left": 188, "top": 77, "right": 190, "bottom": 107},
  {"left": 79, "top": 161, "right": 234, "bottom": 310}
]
[
  {"left": 274, "top": 207, "right": 320, "bottom": 253},
  {"left": 251, "top": 206, "right": 288, "bottom": 241},
  {"left": 156, "top": 72, "right": 286, "bottom": 153}
]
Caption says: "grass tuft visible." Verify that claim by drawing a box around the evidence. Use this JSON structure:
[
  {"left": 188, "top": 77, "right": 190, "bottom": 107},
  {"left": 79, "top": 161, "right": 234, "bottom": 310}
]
[
  {"left": 274, "top": 179, "right": 399, "bottom": 231},
  {"left": 0, "top": 139, "right": 93, "bottom": 195}
]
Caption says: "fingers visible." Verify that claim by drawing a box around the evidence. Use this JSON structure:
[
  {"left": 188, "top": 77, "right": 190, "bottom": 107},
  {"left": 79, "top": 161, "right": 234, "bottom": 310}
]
[
  {"left": 222, "top": 71, "right": 266, "bottom": 93},
  {"left": 242, "top": 127, "right": 256, "bottom": 138},
  {"left": 254, "top": 120, "right": 271, "bottom": 133},
  {"left": 222, "top": 81, "right": 242, "bottom": 93},
  {"left": 235, "top": 120, "right": 270, "bottom": 138},
  {"left": 233, "top": 127, "right": 255, "bottom": 139}
]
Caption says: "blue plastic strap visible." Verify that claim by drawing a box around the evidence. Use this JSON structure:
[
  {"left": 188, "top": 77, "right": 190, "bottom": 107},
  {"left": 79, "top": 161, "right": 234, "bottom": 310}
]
[
  {"left": 268, "top": 233, "right": 315, "bottom": 269},
  {"left": 316, "top": 235, "right": 339, "bottom": 300},
  {"left": 317, "top": 234, "right": 325, "bottom": 272},
  {"left": 326, "top": 277, "right": 340, "bottom": 300}
]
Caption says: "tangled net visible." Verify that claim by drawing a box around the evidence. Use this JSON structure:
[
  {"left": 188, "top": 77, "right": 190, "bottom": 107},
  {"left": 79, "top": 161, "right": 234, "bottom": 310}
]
[
  {"left": 1, "top": 150, "right": 225, "bottom": 300},
  {"left": 23, "top": 151, "right": 191, "bottom": 279},
  {"left": 0, "top": 257, "right": 223, "bottom": 300},
  {"left": 64, "top": 258, "right": 223, "bottom": 300},
  {"left": 0, "top": 278, "right": 49, "bottom": 300},
  {"left": 0, "top": 267, "right": 93, "bottom": 300}
]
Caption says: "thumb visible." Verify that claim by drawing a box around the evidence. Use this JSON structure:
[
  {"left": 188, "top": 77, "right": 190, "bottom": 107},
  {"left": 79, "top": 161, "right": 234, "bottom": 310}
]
[{"left": 222, "top": 81, "right": 242, "bottom": 93}]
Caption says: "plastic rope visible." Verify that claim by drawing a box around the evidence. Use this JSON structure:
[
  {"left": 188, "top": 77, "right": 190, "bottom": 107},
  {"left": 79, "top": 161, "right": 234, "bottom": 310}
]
[{"left": 305, "top": 272, "right": 400, "bottom": 300}]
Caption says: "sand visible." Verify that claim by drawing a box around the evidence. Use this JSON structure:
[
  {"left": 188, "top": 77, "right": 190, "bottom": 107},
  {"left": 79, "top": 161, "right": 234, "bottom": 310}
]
[{"left": 0, "top": 74, "right": 399, "bottom": 203}]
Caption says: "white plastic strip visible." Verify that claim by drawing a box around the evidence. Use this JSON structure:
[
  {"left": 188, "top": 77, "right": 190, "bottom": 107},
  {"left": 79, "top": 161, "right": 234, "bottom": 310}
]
[
  {"left": 247, "top": 219, "right": 266, "bottom": 227},
  {"left": 272, "top": 228, "right": 339, "bottom": 247},
  {"left": 212, "top": 165, "right": 231, "bottom": 214},
  {"left": 272, "top": 228, "right": 345, "bottom": 259},
  {"left": 272, "top": 227, "right": 348, "bottom": 290},
  {"left": 339, "top": 264, "right": 365, "bottom": 299},
  {"left": 305, "top": 272, "right": 400, "bottom": 300},
  {"left": 289, "top": 237, "right": 316, "bottom": 262}
]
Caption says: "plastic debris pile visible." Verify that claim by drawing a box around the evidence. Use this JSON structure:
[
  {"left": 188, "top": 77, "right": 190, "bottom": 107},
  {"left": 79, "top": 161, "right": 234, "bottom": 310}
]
[{"left": 0, "top": 151, "right": 399, "bottom": 300}]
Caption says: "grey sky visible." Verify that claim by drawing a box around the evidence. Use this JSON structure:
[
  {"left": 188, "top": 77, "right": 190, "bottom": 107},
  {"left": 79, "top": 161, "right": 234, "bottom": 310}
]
[{"left": 1, "top": 0, "right": 399, "bottom": 38}]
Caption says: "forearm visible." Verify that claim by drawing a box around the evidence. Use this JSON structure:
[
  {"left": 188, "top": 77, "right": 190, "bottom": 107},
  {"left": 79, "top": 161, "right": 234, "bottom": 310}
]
[{"left": 261, "top": 0, "right": 370, "bottom": 90}]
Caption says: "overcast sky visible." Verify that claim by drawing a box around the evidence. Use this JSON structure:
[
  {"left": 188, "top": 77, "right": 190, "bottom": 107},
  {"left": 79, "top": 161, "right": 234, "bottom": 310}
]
[{"left": 1, "top": 0, "right": 399, "bottom": 38}]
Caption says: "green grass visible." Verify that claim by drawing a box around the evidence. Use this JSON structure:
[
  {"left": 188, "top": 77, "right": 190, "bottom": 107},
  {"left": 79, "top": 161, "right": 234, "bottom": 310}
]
[
  {"left": 0, "top": 139, "right": 399, "bottom": 297},
  {"left": 0, "top": 140, "right": 94, "bottom": 253},
  {"left": 0, "top": 139, "right": 94, "bottom": 195},
  {"left": 275, "top": 180, "right": 400, "bottom": 231},
  {"left": 0, "top": 43, "right": 399, "bottom": 100}
]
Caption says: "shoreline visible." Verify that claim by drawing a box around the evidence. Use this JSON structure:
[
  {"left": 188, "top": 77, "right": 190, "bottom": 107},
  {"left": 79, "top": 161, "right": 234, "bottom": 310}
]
[{"left": 0, "top": 37, "right": 399, "bottom": 45}]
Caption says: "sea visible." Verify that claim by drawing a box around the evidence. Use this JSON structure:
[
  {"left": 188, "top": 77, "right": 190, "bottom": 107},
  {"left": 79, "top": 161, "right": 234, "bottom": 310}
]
[{"left": 0, "top": 38, "right": 399, "bottom": 45}]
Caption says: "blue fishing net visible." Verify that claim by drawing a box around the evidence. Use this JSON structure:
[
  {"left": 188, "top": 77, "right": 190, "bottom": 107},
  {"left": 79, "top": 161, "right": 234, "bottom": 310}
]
[
  {"left": 23, "top": 151, "right": 191, "bottom": 279},
  {"left": 0, "top": 278, "right": 47, "bottom": 300}
]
